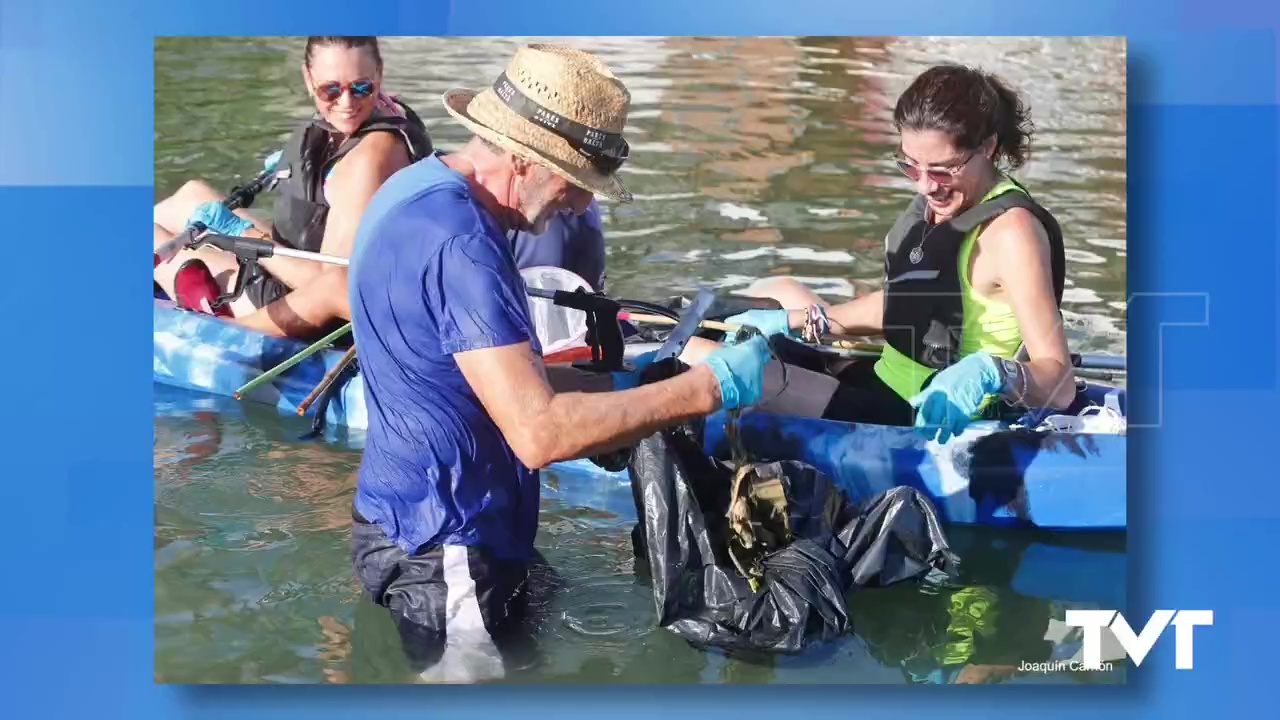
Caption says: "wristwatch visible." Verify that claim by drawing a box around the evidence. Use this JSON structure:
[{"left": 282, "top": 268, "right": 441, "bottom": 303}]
[{"left": 995, "top": 357, "right": 1025, "bottom": 402}]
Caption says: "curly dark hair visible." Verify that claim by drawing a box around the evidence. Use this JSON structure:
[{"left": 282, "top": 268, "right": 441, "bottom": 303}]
[{"left": 893, "top": 64, "right": 1035, "bottom": 170}]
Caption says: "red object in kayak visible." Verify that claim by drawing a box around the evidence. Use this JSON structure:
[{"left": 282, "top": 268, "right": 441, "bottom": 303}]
[
  {"left": 543, "top": 345, "right": 594, "bottom": 364},
  {"left": 173, "top": 258, "right": 233, "bottom": 318}
]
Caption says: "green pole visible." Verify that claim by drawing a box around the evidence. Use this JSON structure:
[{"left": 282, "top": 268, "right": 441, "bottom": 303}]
[{"left": 234, "top": 323, "right": 353, "bottom": 399}]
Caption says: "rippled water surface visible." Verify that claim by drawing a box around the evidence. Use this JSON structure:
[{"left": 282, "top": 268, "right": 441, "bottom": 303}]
[{"left": 154, "top": 36, "right": 1127, "bottom": 684}]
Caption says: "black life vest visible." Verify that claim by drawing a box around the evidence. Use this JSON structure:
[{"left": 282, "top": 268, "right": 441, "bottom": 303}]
[
  {"left": 270, "top": 98, "right": 433, "bottom": 253},
  {"left": 880, "top": 177, "right": 1065, "bottom": 370}
]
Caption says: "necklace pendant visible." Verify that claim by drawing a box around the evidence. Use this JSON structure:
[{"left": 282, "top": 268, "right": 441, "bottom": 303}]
[{"left": 909, "top": 246, "right": 924, "bottom": 265}]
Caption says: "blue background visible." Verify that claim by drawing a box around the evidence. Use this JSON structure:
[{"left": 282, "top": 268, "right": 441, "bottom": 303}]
[{"left": 2, "top": 0, "right": 1277, "bottom": 714}]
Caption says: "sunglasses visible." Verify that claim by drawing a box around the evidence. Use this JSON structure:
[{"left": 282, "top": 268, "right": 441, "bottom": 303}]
[
  {"left": 315, "top": 79, "right": 375, "bottom": 102},
  {"left": 894, "top": 147, "right": 978, "bottom": 186},
  {"left": 579, "top": 137, "right": 630, "bottom": 175}
]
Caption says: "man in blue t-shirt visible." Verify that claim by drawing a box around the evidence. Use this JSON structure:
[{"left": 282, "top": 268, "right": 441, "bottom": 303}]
[{"left": 346, "top": 45, "right": 774, "bottom": 681}]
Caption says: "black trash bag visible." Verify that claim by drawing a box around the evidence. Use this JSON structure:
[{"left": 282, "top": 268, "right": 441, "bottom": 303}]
[{"left": 628, "top": 423, "right": 959, "bottom": 654}]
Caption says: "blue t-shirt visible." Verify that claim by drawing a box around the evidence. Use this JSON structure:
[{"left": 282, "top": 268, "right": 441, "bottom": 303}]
[
  {"left": 510, "top": 199, "right": 606, "bottom": 291},
  {"left": 348, "top": 152, "right": 542, "bottom": 560}
]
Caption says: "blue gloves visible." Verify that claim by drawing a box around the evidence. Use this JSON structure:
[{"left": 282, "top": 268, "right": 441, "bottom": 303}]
[
  {"left": 185, "top": 200, "right": 254, "bottom": 236},
  {"left": 182, "top": 148, "right": 281, "bottom": 236},
  {"left": 910, "top": 351, "right": 1005, "bottom": 443},
  {"left": 263, "top": 149, "right": 283, "bottom": 173},
  {"left": 611, "top": 350, "right": 659, "bottom": 391},
  {"left": 611, "top": 338, "right": 773, "bottom": 410},
  {"left": 723, "top": 309, "right": 793, "bottom": 344},
  {"left": 703, "top": 335, "right": 772, "bottom": 409}
]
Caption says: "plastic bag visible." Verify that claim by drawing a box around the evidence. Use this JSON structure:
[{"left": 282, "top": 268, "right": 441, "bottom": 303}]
[
  {"left": 521, "top": 265, "right": 593, "bottom": 356},
  {"left": 1032, "top": 390, "right": 1126, "bottom": 435},
  {"left": 627, "top": 423, "right": 959, "bottom": 653}
]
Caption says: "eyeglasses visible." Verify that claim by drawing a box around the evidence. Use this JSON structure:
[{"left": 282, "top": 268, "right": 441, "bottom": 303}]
[
  {"left": 315, "top": 79, "right": 375, "bottom": 102},
  {"left": 894, "top": 147, "right": 978, "bottom": 186}
]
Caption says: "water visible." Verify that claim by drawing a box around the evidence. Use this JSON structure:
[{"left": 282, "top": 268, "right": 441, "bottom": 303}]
[{"left": 154, "top": 36, "right": 1127, "bottom": 684}]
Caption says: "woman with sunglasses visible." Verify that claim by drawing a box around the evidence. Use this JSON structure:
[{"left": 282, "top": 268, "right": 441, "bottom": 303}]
[
  {"left": 713, "top": 64, "right": 1075, "bottom": 442},
  {"left": 153, "top": 36, "right": 433, "bottom": 339}
]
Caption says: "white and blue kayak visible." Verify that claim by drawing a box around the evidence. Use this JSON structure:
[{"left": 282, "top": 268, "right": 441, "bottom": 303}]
[{"left": 153, "top": 299, "right": 1127, "bottom": 531}]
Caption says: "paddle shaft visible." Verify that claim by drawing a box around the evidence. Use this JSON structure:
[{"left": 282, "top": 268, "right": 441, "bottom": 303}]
[
  {"left": 822, "top": 342, "right": 1125, "bottom": 372},
  {"left": 620, "top": 312, "right": 736, "bottom": 334},
  {"left": 620, "top": 313, "right": 1124, "bottom": 371},
  {"left": 271, "top": 245, "right": 349, "bottom": 266},
  {"left": 233, "top": 322, "right": 353, "bottom": 399},
  {"left": 620, "top": 314, "right": 908, "bottom": 353},
  {"left": 190, "top": 233, "right": 351, "bottom": 267},
  {"left": 297, "top": 344, "right": 358, "bottom": 416}
]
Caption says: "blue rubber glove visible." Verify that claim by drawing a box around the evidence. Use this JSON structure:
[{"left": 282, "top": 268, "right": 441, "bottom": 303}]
[
  {"left": 723, "top": 308, "right": 793, "bottom": 345},
  {"left": 263, "top": 149, "right": 283, "bottom": 173},
  {"left": 186, "top": 200, "right": 254, "bottom": 236},
  {"left": 909, "top": 352, "right": 1005, "bottom": 444},
  {"left": 611, "top": 350, "right": 659, "bottom": 391},
  {"left": 703, "top": 334, "right": 772, "bottom": 409}
]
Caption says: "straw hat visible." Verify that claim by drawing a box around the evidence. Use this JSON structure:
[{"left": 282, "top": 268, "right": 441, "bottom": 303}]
[{"left": 443, "top": 44, "right": 633, "bottom": 203}]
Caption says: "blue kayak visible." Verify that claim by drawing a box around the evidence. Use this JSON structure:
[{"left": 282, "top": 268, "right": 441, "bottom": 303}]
[{"left": 153, "top": 300, "right": 1127, "bottom": 531}]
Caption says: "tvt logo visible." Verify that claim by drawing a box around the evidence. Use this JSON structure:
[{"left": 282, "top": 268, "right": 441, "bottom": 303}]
[{"left": 1064, "top": 610, "right": 1214, "bottom": 670}]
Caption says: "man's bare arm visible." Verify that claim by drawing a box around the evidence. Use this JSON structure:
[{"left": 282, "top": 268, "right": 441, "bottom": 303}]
[{"left": 455, "top": 342, "right": 721, "bottom": 468}]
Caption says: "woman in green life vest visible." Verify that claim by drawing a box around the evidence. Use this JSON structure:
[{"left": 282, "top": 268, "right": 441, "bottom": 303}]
[{"left": 712, "top": 64, "right": 1077, "bottom": 442}]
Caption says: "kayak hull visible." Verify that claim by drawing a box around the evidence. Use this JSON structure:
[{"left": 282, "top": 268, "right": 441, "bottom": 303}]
[
  {"left": 155, "top": 300, "right": 369, "bottom": 431},
  {"left": 704, "top": 411, "right": 1126, "bottom": 530},
  {"left": 153, "top": 301, "right": 1126, "bottom": 531}
]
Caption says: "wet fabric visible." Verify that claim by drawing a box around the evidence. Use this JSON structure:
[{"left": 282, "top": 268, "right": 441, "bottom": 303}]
[
  {"left": 350, "top": 506, "right": 543, "bottom": 682},
  {"left": 627, "top": 423, "right": 959, "bottom": 653},
  {"left": 349, "top": 151, "right": 541, "bottom": 561}
]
